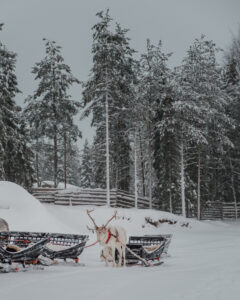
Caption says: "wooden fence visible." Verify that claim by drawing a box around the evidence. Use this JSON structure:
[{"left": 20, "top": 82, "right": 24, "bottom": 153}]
[
  {"left": 31, "top": 188, "right": 240, "bottom": 220},
  {"left": 174, "top": 201, "right": 240, "bottom": 220},
  {"left": 31, "top": 188, "right": 154, "bottom": 209},
  {"left": 198, "top": 202, "right": 240, "bottom": 220}
]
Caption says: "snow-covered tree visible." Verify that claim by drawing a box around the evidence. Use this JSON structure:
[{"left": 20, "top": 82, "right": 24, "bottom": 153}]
[
  {"left": 154, "top": 89, "right": 180, "bottom": 213},
  {"left": 79, "top": 139, "right": 95, "bottom": 188},
  {"left": 82, "top": 10, "right": 135, "bottom": 204},
  {"left": 174, "top": 35, "right": 233, "bottom": 218},
  {"left": 13, "top": 113, "right": 34, "bottom": 188},
  {"left": 222, "top": 27, "right": 240, "bottom": 212},
  {"left": 58, "top": 140, "right": 81, "bottom": 187},
  {"left": 137, "top": 40, "right": 172, "bottom": 209},
  {"left": 0, "top": 24, "right": 34, "bottom": 188},
  {"left": 24, "top": 39, "right": 80, "bottom": 187}
]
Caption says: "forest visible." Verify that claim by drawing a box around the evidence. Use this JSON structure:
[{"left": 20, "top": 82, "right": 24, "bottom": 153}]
[{"left": 1, "top": 11, "right": 240, "bottom": 218}]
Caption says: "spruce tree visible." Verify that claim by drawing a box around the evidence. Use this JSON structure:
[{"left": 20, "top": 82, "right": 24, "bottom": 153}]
[
  {"left": 174, "top": 36, "right": 232, "bottom": 218},
  {"left": 223, "top": 28, "right": 240, "bottom": 212},
  {"left": 0, "top": 24, "right": 34, "bottom": 188},
  {"left": 24, "top": 39, "right": 80, "bottom": 187},
  {"left": 137, "top": 40, "right": 172, "bottom": 208},
  {"left": 79, "top": 139, "right": 94, "bottom": 188},
  {"left": 82, "top": 10, "right": 135, "bottom": 201}
]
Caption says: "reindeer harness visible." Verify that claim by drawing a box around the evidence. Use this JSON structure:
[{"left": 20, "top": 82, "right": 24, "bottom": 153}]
[{"left": 106, "top": 228, "right": 119, "bottom": 244}]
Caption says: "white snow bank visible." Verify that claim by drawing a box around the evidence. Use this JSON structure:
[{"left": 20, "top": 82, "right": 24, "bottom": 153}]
[
  {"left": 0, "top": 181, "right": 74, "bottom": 233},
  {"left": 45, "top": 204, "right": 217, "bottom": 240}
]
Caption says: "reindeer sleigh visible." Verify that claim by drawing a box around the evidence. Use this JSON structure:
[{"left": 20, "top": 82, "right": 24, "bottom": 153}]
[
  {"left": 0, "top": 210, "right": 172, "bottom": 272},
  {"left": 0, "top": 230, "right": 88, "bottom": 272},
  {"left": 87, "top": 210, "right": 171, "bottom": 267}
]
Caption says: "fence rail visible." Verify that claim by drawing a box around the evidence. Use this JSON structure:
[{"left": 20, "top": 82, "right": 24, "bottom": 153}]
[
  {"left": 31, "top": 188, "right": 240, "bottom": 220},
  {"left": 174, "top": 202, "right": 240, "bottom": 220},
  {"left": 31, "top": 188, "right": 154, "bottom": 209}
]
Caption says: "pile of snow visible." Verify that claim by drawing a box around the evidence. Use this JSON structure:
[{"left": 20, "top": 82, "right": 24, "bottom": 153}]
[
  {"left": 45, "top": 202, "right": 214, "bottom": 238},
  {"left": 0, "top": 181, "right": 74, "bottom": 233}
]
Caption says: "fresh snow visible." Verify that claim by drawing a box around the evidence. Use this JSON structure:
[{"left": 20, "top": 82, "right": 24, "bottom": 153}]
[{"left": 0, "top": 181, "right": 240, "bottom": 300}]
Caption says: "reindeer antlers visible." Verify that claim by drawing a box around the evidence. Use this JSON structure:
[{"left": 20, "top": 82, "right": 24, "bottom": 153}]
[
  {"left": 87, "top": 209, "right": 117, "bottom": 229},
  {"left": 86, "top": 225, "right": 96, "bottom": 233},
  {"left": 86, "top": 209, "right": 98, "bottom": 228},
  {"left": 104, "top": 210, "right": 117, "bottom": 227}
]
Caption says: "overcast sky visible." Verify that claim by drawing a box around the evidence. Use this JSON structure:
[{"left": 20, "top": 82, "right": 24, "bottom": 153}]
[{"left": 1, "top": 0, "right": 240, "bottom": 147}]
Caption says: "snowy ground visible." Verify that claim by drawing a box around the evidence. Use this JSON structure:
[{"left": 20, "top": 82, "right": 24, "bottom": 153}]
[{"left": 1, "top": 181, "right": 240, "bottom": 300}]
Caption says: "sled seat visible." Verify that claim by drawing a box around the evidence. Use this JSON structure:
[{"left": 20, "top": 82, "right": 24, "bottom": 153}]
[
  {"left": 0, "top": 237, "right": 49, "bottom": 265},
  {"left": 128, "top": 234, "right": 172, "bottom": 254},
  {"left": 125, "top": 239, "right": 166, "bottom": 264},
  {"left": 43, "top": 233, "right": 88, "bottom": 261}
]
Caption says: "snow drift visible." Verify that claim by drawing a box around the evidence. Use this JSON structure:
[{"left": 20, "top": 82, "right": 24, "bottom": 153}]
[{"left": 0, "top": 181, "right": 73, "bottom": 232}]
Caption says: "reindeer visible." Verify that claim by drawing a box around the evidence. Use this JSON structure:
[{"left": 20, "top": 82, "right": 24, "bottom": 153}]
[
  {"left": 0, "top": 218, "right": 9, "bottom": 231},
  {"left": 100, "top": 246, "right": 114, "bottom": 264},
  {"left": 87, "top": 209, "right": 127, "bottom": 267}
]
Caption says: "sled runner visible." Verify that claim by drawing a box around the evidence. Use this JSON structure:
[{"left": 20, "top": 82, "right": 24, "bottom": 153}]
[{"left": 0, "top": 262, "right": 45, "bottom": 273}]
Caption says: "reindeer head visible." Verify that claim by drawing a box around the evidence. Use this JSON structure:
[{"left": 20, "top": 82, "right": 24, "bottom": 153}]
[{"left": 86, "top": 209, "right": 117, "bottom": 243}]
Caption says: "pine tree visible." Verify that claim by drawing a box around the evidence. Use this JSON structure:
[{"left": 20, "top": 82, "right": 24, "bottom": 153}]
[
  {"left": 0, "top": 24, "right": 34, "bottom": 188},
  {"left": 59, "top": 119, "right": 81, "bottom": 188},
  {"left": 13, "top": 113, "right": 34, "bottom": 188},
  {"left": 79, "top": 139, "right": 94, "bottom": 188},
  {"left": 24, "top": 39, "right": 80, "bottom": 187},
  {"left": 174, "top": 35, "right": 232, "bottom": 218},
  {"left": 223, "top": 27, "right": 240, "bottom": 213},
  {"left": 58, "top": 139, "right": 81, "bottom": 187},
  {"left": 82, "top": 10, "right": 135, "bottom": 203},
  {"left": 137, "top": 40, "right": 172, "bottom": 208},
  {"left": 0, "top": 117, "right": 6, "bottom": 179},
  {"left": 154, "top": 90, "right": 180, "bottom": 213}
]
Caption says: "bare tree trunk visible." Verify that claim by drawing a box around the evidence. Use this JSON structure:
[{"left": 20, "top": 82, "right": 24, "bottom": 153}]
[
  {"left": 53, "top": 130, "right": 58, "bottom": 188},
  {"left": 197, "top": 147, "right": 201, "bottom": 220},
  {"left": 52, "top": 66, "right": 58, "bottom": 189},
  {"left": 64, "top": 132, "right": 67, "bottom": 189},
  {"left": 169, "top": 169, "right": 173, "bottom": 213},
  {"left": 134, "top": 131, "right": 138, "bottom": 208},
  {"left": 106, "top": 76, "right": 110, "bottom": 207},
  {"left": 180, "top": 137, "right": 186, "bottom": 218},
  {"left": 138, "top": 128, "right": 145, "bottom": 197},
  {"left": 147, "top": 119, "right": 152, "bottom": 209},
  {"left": 36, "top": 136, "right": 40, "bottom": 187},
  {"left": 169, "top": 188, "right": 173, "bottom": 214},
  {"left": 229, "top": 157, "right": 238, "bottom": 220}
]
